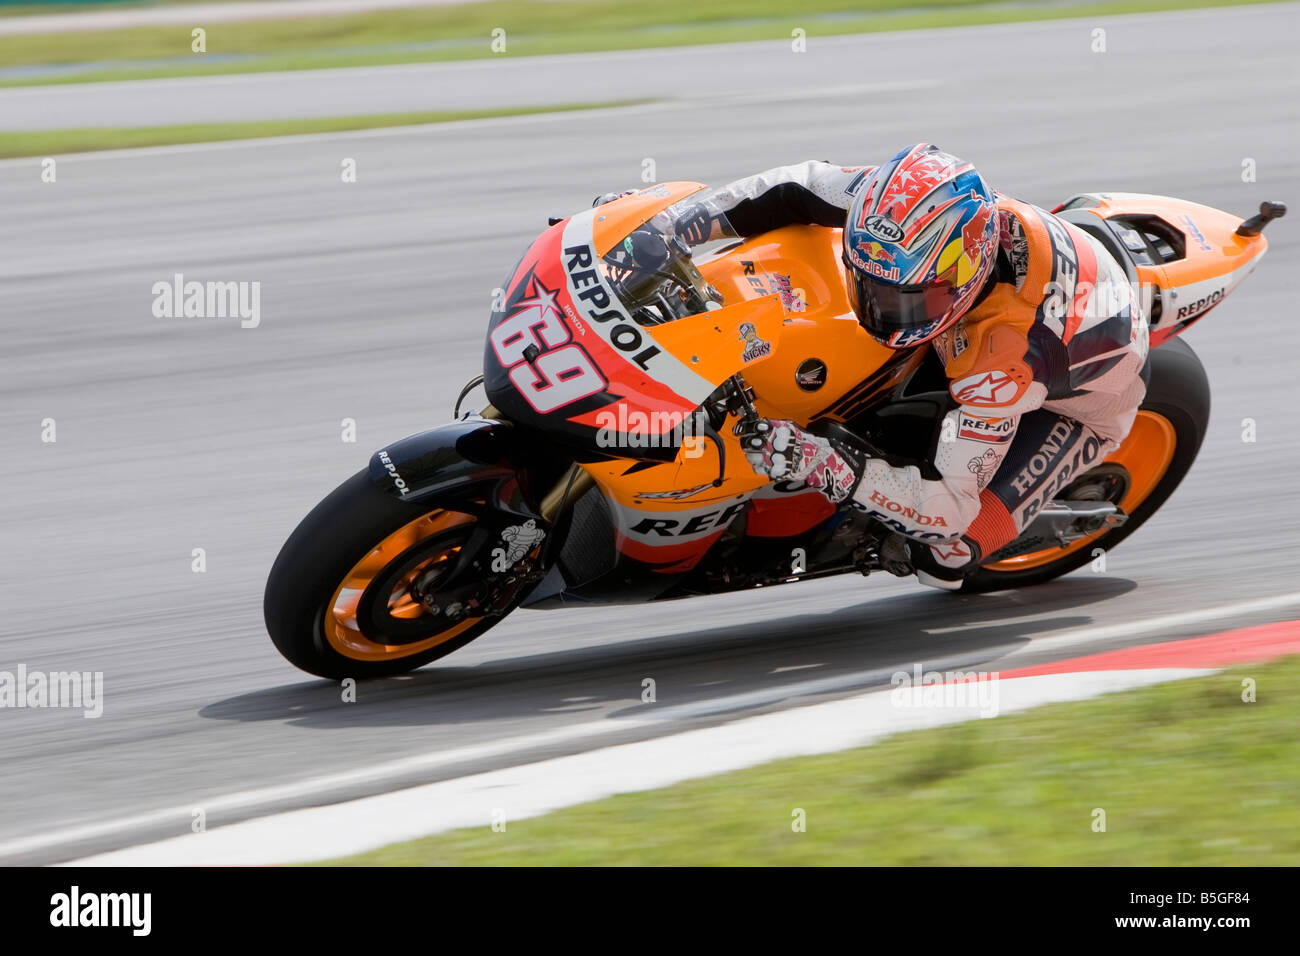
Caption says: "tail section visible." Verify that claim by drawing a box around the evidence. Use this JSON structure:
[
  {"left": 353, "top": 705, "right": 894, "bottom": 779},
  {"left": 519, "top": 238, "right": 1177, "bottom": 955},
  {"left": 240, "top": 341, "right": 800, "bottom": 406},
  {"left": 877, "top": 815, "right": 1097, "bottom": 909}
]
[{"left": 1053, "top": 193, "right": 1283, "bottom": 346}]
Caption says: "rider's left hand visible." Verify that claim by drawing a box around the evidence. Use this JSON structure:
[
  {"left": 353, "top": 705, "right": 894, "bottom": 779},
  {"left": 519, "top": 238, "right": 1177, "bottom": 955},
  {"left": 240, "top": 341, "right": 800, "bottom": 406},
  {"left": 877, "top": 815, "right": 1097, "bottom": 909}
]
[
  {"left": 592, "top": 190, "right": 637, "bottom": 207},
  {"left": 674, "top": 203, "right": 713, "bottom": 245}
]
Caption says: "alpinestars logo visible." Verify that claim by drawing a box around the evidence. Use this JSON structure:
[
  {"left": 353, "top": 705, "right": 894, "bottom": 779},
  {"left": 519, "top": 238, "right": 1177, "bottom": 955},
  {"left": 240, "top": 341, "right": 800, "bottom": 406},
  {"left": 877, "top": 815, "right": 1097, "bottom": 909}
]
[
  {"left": 815, "top": 459, "right": 856, "bottom": 503},
  {"left": 931, "top": 539, "right": 972, "bottom": 566},
  {"left": 951, "top": 370, "right": 1021, "bottom": 407}
]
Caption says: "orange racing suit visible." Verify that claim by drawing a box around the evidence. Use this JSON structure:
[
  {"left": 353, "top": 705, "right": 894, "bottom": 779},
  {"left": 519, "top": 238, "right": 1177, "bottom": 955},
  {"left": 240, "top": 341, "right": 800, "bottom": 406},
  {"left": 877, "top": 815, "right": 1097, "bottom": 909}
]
[{"left": 697, "top": 160, "right": 1151, "bottom": 579}]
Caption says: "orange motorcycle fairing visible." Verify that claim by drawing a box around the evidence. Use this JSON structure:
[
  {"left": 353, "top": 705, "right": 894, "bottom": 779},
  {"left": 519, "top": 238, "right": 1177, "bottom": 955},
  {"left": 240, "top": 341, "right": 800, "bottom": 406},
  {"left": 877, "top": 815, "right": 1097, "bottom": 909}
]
[
  {"left": 504, "top": 187, "right": 1276, "bottom": 575},
  {"left": 696, "top": 225, "right": 913, "bottom": 424},
  {"left": 266, "top": 183, "right": 1278, "bottom": 678},
  {"left": 580, "top": 224, "right": 914, "bottom": 569},
  {"left": 1054, "top": 192, "right": 1270, "bottom": 347}
]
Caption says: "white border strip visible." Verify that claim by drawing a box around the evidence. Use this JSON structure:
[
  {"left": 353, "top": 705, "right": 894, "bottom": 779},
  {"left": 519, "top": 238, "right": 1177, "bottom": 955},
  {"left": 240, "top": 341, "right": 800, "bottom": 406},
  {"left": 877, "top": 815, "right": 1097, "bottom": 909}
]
[
  {"left": 5, "top": 589, "right": 1298, "bottom": 863},
  {"left": 65, "top": 667, "right": 1213, "bottom": 865}
]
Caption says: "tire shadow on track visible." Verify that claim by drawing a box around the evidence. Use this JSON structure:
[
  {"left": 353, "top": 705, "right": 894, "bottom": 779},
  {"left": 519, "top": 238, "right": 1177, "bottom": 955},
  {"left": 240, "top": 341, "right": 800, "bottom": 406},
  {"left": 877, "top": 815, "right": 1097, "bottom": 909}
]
[{"left": 199, "top": 576, "right": 1137, "bottom": 730}]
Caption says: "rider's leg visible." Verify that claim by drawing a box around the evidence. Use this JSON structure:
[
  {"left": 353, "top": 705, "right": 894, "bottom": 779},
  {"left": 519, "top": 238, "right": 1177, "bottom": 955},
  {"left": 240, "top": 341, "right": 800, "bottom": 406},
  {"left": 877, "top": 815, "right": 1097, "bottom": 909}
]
[{"left": 910, "top": 410, "right": 1112, "bottom": 589}]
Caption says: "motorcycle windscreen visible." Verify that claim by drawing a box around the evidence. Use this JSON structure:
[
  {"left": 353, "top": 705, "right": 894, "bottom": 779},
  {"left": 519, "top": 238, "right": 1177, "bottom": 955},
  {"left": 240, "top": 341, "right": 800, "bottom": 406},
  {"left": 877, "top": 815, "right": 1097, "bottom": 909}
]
[
  {"left": 483, "top": 193, "right": 781, "bottom": 461},
  {"left": 588, "top": 181, "right": 709, "bottom": 256}
]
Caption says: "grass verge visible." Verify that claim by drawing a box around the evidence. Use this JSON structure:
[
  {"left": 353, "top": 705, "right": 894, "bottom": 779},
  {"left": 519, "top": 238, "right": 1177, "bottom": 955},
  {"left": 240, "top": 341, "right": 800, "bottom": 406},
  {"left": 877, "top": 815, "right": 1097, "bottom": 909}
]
[
  {"left": 0, "top": 0, "right": 1285, "bottom": 87},
  {"left": 325, "top": 654, "right": 1300, "bottom": 865},
  {"left": 0, "top": 99, "right": 646, "bottom": 157}
]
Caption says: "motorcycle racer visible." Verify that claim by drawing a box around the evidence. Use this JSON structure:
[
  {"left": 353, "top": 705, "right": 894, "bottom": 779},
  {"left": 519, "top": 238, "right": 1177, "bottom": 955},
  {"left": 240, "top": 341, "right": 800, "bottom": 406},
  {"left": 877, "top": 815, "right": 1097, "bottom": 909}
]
[
  {"left": 268, "top": 151, "right": 1267, "bottom": 677},
  {"left": 666, "top": 144, "right": 1150, "bottom": 589}
]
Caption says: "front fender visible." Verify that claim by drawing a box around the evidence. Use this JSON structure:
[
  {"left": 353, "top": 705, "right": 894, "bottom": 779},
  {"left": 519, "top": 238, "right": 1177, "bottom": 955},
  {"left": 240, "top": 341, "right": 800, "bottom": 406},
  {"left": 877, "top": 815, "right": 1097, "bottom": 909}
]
[{"left": 367, "top": 415, "right": 559, "bottom": 517}]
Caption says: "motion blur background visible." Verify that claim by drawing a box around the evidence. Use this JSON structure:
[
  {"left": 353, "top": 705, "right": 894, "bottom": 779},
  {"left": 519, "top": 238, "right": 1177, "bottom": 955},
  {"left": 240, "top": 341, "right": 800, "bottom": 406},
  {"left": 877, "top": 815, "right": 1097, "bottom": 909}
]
[{"left": 1, "top": 0, "right": 1297, "bottom": 866}]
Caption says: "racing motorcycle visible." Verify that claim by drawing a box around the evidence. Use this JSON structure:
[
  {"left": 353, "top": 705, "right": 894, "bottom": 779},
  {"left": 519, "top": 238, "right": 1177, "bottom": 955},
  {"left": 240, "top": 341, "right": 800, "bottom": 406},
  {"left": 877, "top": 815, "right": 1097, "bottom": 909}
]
[{"left": 264, "top": 183, "right": 1284, "bottom": 678}]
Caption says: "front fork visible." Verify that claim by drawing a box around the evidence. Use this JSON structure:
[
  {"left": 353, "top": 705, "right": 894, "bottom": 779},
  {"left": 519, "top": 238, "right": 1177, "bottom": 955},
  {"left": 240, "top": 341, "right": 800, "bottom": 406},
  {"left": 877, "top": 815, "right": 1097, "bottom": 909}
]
[{"left": 425, "top": 464, "right": 592, "bottom": 622}]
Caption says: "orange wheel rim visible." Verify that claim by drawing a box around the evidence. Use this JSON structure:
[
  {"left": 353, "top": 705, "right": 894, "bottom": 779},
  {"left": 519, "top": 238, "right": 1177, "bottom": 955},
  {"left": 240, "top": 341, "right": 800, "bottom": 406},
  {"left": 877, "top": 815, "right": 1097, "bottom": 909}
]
[
  {"left": 324, "top": 510, "right": 482, "bottom": 662},
  {"left": 982, "top": 411, "right": 1178, "bottom": 572}
]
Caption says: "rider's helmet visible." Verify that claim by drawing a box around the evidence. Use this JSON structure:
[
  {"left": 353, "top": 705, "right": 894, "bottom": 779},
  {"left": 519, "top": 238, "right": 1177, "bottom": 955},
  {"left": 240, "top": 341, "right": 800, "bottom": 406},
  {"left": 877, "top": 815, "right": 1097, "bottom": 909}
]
[{"left": 843, "top": 143, "right": 999, "bottom": 349}]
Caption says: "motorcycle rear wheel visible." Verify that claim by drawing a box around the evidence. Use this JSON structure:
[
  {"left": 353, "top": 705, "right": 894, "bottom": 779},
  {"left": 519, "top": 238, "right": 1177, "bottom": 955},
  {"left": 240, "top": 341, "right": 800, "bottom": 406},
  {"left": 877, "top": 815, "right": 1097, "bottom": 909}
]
[{"left": 960, "top": 335, "right": 1210, "bottom": 593}]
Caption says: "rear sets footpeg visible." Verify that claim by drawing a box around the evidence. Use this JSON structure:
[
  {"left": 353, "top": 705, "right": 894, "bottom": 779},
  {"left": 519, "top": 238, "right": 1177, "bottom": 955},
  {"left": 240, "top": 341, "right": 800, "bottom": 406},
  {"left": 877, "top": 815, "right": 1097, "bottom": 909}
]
[
  {"left": 1041, "top": 500, "right": 1128, "bottom": 544},
  {"left": 989, "top": 500, "right": 1127, "bottom": 560}
]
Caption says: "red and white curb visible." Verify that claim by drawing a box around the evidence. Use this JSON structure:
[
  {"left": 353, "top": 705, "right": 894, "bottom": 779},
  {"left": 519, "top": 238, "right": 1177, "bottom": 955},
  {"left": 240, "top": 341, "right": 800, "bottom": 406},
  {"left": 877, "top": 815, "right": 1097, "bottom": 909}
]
[{"left": 63, "top": 619, "right": 1300, "bottom": 866}]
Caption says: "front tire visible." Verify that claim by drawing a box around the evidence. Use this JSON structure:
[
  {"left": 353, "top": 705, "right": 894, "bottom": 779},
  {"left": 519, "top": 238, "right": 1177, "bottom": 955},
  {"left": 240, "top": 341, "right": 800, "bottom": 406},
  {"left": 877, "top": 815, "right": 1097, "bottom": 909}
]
[
  {"left": 264, "top": 471, "right": 523, "bottom": 679},
  {"left": 961, "top": 336, "right": 1210, "bottom": 593}
]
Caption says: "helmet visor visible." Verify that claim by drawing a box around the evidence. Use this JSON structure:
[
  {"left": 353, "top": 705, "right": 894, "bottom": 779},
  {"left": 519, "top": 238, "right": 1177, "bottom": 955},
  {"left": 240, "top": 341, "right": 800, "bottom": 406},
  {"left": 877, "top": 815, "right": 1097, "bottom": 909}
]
[{"left": 848, "top": 264, "right": 958, "bottom": 344}]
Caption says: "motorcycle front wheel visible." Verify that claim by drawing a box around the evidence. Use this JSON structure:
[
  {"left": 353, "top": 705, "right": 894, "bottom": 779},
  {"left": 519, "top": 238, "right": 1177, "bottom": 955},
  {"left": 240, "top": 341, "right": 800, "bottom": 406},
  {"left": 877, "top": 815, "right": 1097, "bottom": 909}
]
[{"left": 264, "top": 470, "right": 530, "bottom": 679}]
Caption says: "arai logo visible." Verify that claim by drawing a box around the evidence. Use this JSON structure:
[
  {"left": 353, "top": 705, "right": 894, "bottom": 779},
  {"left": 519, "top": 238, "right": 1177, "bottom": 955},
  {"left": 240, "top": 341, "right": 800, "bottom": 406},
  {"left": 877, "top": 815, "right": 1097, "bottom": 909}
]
[{"left": 863, "top": 215, "right": 904, "bottom": 243}]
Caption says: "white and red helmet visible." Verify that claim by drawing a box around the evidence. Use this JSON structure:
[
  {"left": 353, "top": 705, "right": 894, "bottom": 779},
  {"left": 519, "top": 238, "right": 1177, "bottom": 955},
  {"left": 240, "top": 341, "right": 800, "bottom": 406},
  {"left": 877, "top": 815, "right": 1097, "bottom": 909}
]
[{"left": 843, "top": 144, "right": 999, "bottom": 348}]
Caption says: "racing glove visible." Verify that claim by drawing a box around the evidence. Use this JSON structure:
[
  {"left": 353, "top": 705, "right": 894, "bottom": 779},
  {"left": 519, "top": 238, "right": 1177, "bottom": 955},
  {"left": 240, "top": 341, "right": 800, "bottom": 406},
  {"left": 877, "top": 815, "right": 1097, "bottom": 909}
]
[
  {"left": 592, "top": 190, "right": 636, "bottom": 207},
  {"left": 673, "top": 203, "right": 714, "bottom": 246},
  {"left": 737, "top": 419, "right": 863, "bottom": 503}
]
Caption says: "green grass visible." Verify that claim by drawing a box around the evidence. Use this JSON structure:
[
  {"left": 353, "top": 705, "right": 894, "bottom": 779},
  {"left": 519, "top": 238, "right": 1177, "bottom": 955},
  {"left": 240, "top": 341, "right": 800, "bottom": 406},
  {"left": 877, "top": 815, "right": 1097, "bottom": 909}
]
[
  {"left": 0, "top": 0, "right": 1285, "bottom": 87},
  {"left": 0, "top": 0, "right": 261, "bottom": 15},
  {"left": 0, "top": 100, "right": 645, "bottom": 157},
  {"left": 326, "top": 655, "right": 1300, "bottom": 865}
]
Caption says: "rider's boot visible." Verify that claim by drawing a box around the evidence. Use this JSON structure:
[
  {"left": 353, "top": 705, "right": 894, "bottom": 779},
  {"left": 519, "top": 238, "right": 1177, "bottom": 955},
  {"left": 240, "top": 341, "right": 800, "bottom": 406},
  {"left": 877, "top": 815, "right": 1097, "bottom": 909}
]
[{"left": 882, "top": 533, "right": 984, "bottom": 591}]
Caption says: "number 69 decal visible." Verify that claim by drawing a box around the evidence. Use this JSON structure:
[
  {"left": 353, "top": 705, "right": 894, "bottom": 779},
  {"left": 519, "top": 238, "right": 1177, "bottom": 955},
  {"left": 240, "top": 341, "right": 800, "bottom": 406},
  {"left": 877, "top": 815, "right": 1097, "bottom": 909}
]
[
  {"left": 489, "top": 277, "right": 608, "bottom": 413},
  {"left": 489, "top": 298, "right": 569, "bottom": 368},
  {"left": 507, "top": 344, "right": 605, "bottom": 413}
]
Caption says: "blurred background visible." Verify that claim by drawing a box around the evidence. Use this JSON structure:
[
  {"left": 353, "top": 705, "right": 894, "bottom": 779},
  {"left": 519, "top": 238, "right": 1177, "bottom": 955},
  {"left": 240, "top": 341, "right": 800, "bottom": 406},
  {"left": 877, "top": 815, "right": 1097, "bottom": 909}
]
[{"left": 1, "top": 0, "right": 1297, "bottom": 866}]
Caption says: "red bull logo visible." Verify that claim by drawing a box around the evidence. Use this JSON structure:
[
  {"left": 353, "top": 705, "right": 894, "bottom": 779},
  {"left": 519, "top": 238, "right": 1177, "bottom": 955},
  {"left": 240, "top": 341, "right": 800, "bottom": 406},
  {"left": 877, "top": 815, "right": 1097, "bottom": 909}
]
[
  {"left": 849, "top": 240, "right": 901, "bottom": 281},
  {"left": 961, "top": 194, "right": 994, "bottom": 249},
  {"left": 863, "top": 241, "right": 896, "bottom": 264}
]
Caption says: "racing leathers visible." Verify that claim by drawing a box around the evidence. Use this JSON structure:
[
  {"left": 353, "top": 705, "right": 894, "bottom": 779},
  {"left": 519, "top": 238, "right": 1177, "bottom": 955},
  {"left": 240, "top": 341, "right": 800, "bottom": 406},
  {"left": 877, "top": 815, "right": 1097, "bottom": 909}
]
[{"left": 691, "top": 160, "right": 1151, "bottom": 587}]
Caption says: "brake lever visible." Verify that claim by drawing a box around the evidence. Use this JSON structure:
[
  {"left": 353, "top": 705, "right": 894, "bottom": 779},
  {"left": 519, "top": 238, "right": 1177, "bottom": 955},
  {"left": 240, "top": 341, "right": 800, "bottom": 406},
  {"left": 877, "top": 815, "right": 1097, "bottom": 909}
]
[
  {"left": 702, "top": 420, "right": 727, "bottom": 487},
  {"left": 704, "top": 375, "right": 761, "bottom": 487},
  {"left": 728, "top": 374, "right": 760, "bottom": 424}
]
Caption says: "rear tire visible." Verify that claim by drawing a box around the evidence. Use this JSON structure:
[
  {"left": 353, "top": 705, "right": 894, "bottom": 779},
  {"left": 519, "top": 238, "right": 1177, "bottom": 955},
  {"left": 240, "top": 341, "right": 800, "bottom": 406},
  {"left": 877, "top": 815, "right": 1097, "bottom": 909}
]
[{"left": 960, "top": 336, "right": 1210, "bottom": 593}]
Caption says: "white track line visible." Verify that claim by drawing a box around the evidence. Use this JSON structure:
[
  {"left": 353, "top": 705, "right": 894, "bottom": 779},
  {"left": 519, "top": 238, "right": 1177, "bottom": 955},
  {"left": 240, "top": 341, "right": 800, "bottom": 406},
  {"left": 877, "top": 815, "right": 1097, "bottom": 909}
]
[
  {"left": 926, "top": 589, "right": 1300, "bottom": 641},
  {"left": 5, "top": 589, "right": 1299, "bottom": 863},
  {"left": 65, "top": 667, "right": 1213, "bottom": 865}
]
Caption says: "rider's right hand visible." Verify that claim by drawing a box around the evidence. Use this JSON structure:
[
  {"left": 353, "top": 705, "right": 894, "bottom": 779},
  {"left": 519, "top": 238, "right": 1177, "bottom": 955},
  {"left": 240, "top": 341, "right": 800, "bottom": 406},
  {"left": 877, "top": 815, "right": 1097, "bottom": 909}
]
[{"left": 738, "top": 419, "right": 860, "bottom": 503}]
